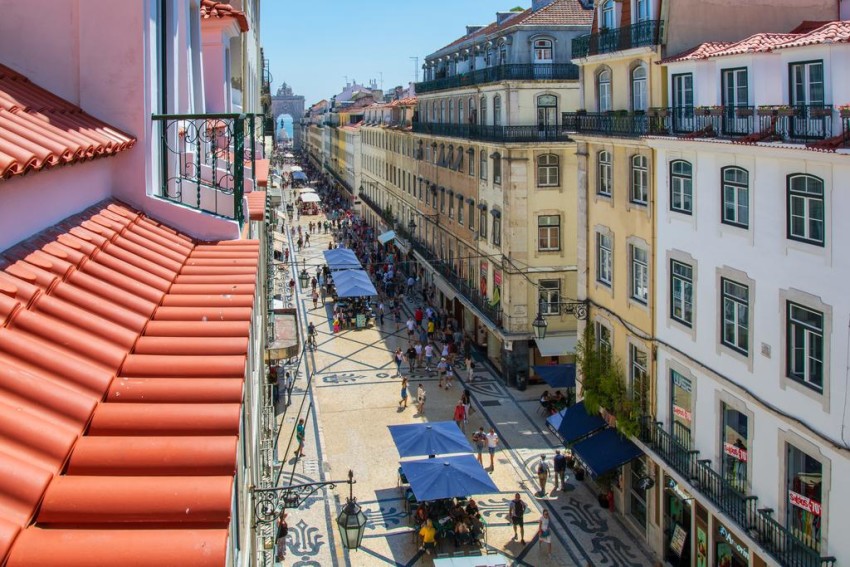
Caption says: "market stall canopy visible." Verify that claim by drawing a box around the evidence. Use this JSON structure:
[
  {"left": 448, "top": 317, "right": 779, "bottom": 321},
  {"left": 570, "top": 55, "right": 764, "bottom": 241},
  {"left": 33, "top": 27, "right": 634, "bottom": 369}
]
[
  {"left": 535, "top": 334, "right": 578, "bottom": 357},
  {"left": 333, "top": 269, "right": 373, "bottom": 288},
  {"left": 297, "top": 187, "right": 317, "bottom": 194},
  {"left": 532, "top": 364, "right": 576, "bottom": 388},
  {"left": 300, "top": 193, "right": 321, "bottom": 203},
  {"left": 546, "top": 401, "right": 606, "bottom": 445},
  {"left": 377, "top": 230, "right": 396, "bottom": 245},
  {"left": 292, "top": 171, "right": 308, "bottom": 181},
  {"left": 388, "top": 422, "right": 473, "bottom": 458},
  {"left": 323, "top": 249, "right": 362, "bottom": 271},
  {"left": 400, "top": 454, "right": 499, "bottom": 502},
  {"left": 334, "top": 270, "right": 378, "bottom": 298},
  {"left": 571, "top": 427, "right": 643, "bottom": 478}
]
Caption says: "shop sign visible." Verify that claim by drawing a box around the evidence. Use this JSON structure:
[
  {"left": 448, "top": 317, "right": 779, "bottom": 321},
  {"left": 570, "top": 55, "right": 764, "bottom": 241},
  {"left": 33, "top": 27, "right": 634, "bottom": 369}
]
[
  {"left": 723, "top": 442, "right": 748, "bottom": 462},
  {"left": 669, "top": 525, "right": 688, "bottom": 557},
  {"left": 718, "top": 523, "right": 750, "bottom": 560},
  {"left": 673, "top": 404, "right": 692, "bottom": 422},
  {"left": 494, "top": 270, "right": 502, "bottom": 286},
  {"left": 789, "top": 490, "right": 822, "bottom": 516}
]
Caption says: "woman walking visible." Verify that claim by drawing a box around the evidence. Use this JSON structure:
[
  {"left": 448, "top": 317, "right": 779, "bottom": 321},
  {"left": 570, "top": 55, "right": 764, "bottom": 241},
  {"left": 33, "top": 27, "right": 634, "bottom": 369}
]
[
  {"left": 453, "top": 400, "right": 467, "bottom": 433},
  {"left": 399, "top": 377, "right": 409, "bottom": 409},
  {"left": 537, "top": 509, "right": 552, "bottom": 557},
  {"left": 393, "top": 348, "right": 404, "bottom": 377}
]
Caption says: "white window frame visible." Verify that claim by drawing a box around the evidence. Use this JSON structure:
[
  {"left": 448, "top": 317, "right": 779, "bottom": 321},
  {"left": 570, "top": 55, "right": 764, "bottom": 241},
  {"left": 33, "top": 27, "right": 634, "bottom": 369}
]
[
  {"left": 631, "top": 154, "right": 648, "bottom": 204},
  {"left": 631, "top": 245, "right": 648, "bottom": 304},
  {"left": 596, "top": 231, "right": 613, "bottom": 286},
  {"left": 671, "top": 260, "right": 694, "bottom": 327},
  {"left": 598, "top": 151, "right": 612, "bottom": 197},
  {"left": 538, "top": 279, "right": 561, "bottom": 315},
  {"left": 722, "top": 167, "right": 749, "bottom": 228},
  {"left": 537, "top": 153, "right": 559, "bottom": 187},
  {"left": 670, "top": 160, "right": 693, "bottom": 214},
  {"left": 721, "top": 278, "right": 749, "bottom": 355},
  {"left": 538, "top": 215, "right": 561, "bottom": 252}
]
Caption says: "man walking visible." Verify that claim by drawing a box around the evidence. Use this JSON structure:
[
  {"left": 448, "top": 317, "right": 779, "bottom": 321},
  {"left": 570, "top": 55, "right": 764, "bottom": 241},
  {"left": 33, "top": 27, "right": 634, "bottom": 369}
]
[
  {"left": 509, "top": 493, "right": 527, "bottom": 544},
  {"left": 416, "top": 384, "right": 427, "bottom": 415},
  {"left": 485, "top": 428, "right": 499, "bottom": 471},
  {"left": 472, "top": 427, "right": 486, "bottom": 465},
  {"left": 294, "top": 418, "right": 306, "bottom": 458},
  {"left": 536, "top": 455, "right": 550, "bottom": 496},
  {"left": 406, "top": 344, "right": 417, "bottom": 373},
  {"left": 553, "top": 450, "right": 567, "bottom": 491}
]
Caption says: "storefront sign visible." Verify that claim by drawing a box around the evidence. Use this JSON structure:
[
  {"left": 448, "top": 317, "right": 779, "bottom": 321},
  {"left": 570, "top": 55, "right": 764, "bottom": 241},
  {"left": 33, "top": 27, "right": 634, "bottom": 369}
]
[
  {"left": 479, "top": 261, "right": 488, "bottom": 296},
  {"left": 723, "top": 442, "right": 748, "bottom": 462},
  {"left": 673, "top": 404, "right": 692, "bottom": 422},
  {"left": 672, "top": 372, "right": 693, "bottom": 391},
  {"left": 669, "top": 525, "right": 688, "bottom": 557},
  {"left": 789, "top": 490, "right": 822, "bottom": 516},
  {"left": 718, "top": 523, "right": 750, "bottom": 560}
]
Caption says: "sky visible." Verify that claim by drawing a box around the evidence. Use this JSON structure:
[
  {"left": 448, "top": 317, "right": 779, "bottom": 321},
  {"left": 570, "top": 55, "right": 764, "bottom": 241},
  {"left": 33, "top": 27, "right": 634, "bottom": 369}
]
[{"left": 261, "top": 0, "right": 531, "bottom": 109}]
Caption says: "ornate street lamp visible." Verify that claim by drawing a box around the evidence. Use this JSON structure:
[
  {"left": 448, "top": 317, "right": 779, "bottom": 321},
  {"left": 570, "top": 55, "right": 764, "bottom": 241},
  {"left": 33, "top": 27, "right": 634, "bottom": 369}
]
[
  {"left": 407, "top": 218, "right": 417, "bottom": 232},
  {"left": 532, "top": 311, "right": 549, "bottom": 340},
  {"left": 298, "top": 267, "right": 310, "bottom": 288},
  {"left": 335, "top": 470, "right": 367, "bottom": 550}
]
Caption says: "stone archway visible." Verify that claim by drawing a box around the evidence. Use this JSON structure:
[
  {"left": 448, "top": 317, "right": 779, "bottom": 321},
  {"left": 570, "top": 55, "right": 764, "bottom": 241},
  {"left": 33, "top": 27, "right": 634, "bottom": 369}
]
[{"left": 271, "top": 83, "right": 305, "bottom": 149}]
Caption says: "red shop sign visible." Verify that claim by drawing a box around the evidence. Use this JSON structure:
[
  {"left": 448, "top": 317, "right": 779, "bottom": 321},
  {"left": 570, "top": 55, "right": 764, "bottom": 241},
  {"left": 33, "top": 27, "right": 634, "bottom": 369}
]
[
  {"left": 789, "top": 490, "right": 822, "bottom": 516},
  {"left": 494, "top": 270, "right": 502, "bottom": 286},
  {"left": 723, "top": 442, "right": 748, "bottom": 462}
]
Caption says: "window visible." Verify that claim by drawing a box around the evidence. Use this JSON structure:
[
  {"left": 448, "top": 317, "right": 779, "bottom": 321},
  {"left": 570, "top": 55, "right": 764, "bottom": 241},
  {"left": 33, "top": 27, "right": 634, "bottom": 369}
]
[
  {"left": 448, "top": 193, "right": 454, "bottom": 219},
  {"left": 632, "top": 65, "right": 648, "bottom": 111},
  {"left": 721, "top": 279, "right": 749, "bottom": 355},
  {"left": 670, "top": 160, "right": 693, "bottom": 214},
  {"left": 598, "top": 69, "right": 612, "bottom": 112},
  {"left": 595, "top": 322, "right": 611, "bottom": 352},
  {"left": 636, "top": 0, "right": 651, "bottom": 21},
  {"left": 468, "top": 96, "right": 476, "bottom": 123},
  {"left": 458, "top": 196, "right": 464, "bottom": 225},
  {"left": 492, "top": 213, "right": 501, "bottom": 246},
  {"left": 722, "top": 68, "right": 749, "bottom": 108},
  {"left": 600, "top": 0, "right": 616, "bottom": 29},
  {"left": 631, "top": 155, "right": 648, "bottom": 204},
  {"left": 790, "top": 61, "right": 824, "bottom": 107},
  {"left": 787, "top": 174, "right": 824, "bottom": 245},
  {"left": 722, "top": 167, "right": 749, "bottom": 228},
  {"left": 537, "top": 154, "right": 559, "bottom": 187},
  {"left": 493, "top": 153, "right": 502, "bottom": 185},
  {"left": 538, "top": 215, "right": 561, "bottom": 251},
  {"left": 448, "top": 99, "right": 454, "bottom": 123},
  {"left": 457, "top": 99, "right": 464, "bottom": 124},
  {"left": 721, "top": 404, "right": 749, "bottom": 493},
  {"left": 479, "top": 207, "right": 487, "bottom": 238},
  {"left": 534, "top": 39, "right": 553, "bottom": 62},
  {"left": 597, "top": 151, "right": 612, "bottom": 197},
  {"left": 469, "top": 201, "right": 475, "bottom": 231},
  {"left": 785, "top": 444, "right": 823, "bottom": 548},
  {"left": 596, "top": 232, "right": 613, "bottom": 285},
  {"left": 479, "top": 150, "right": 487, "bottom": 180},
  {"left": 630, "top": 345, "right": 649, "bottom": 417},
  {"left": 439, "top": 188, "right": 445, "bottom": 213},
  {"left": 670, "top": 260, "right": 694, "bottom": 326},
  {"left": 439, "top": 100, "right": 445, "bottom": 123},
  {"left": 670, "top": 370, "right": 693, "bottom": 446},
  {"left": 467, "top": 148, "right": 475, "bottom": 176},
  {"left": 455, "top": 146, "right": 464, "bottom": 170},
  {"left": 479, "top": 96, "right": 487, "bottom": 125},
  {"left": 631, "top": 245, "right": 648, "bottom": 303},
  {"left": 786, "top": 302, "right": 824, "bottom": 391},
  {"left": 537, "top": 94, "right": 558, "bottom": 128},
  {"left": 493, "top": 95, "right": 502, "bottom": 126},
  {"left": 538, "top": 280, "right": 561, "bottom": 315},
  {"left": 672, "top": 73, "right": 694, "bottom": 109}
]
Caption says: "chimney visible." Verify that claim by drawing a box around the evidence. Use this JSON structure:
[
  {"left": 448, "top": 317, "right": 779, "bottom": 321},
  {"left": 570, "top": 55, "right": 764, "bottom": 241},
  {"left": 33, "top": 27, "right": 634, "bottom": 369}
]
[
  {"left": 532, "top": 0, "right": 556, "bottom": 11},
  {"left": 466, "top": 25, "right": 484, "bottom": 36}
]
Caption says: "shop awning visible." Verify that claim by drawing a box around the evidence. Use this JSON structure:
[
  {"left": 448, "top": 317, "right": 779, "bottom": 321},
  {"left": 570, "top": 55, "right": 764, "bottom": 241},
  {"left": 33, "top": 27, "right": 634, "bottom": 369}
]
[
  {"left": 535, "top": 335, "right": 577, "bottom": 357},
  {"left": 433, "top": 275, "right": 456, "bottom": 302},
  {"left": 532, "top": 364, "right": 576, "bottom": 388},
  {"left": 292, "top": 171, "right": 308, "bottom": 181},
  {"left": 297, "top": 187, "right": 317, "bottom": 194},
  {"left": 377, "top": 230, "right": 396, "bottom": 245},
  {"left": 301, "top": 193, "right": 321, "bottom": 203},
  {"left": 546, "top": 401, "right": 606, "bottom": 444},
  {"left": 334, "top": 270, "right": 378, "bottom": 298},
  {"left": 323, "top": 248, "right": 361, "bottom": 271},
  {"left": 571, "top": 427, "right": 643, "bottom": 478}
]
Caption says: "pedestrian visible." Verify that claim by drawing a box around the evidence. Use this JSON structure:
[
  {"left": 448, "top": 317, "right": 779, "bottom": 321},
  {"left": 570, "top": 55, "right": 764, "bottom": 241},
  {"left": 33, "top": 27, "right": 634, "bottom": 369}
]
[
  {"left": 393, "top": 348, "right": 404, "bottom": 377},
  {"left": 305, "top": 233, "right": 310, "bottom": 247},
  {"left": 437, "top": 357, "right": 448, "bottom": 388},
  {"left": 414, "top": 342, "right": 423, "bottom": 368},
  {"left": 418, "top": 518, "right": 437, "bottom": 555},
  {"left": 406, "top": 344, "right": 417, "bottom": 373},
  {"left": 424, "top": 343, "right": 434, "bottom": 371},
  {"left": 553, "top": 450, "right": 567, "bottom": 491},
  {"left": 537, "top": 509, "right": 552, "bottom": 556},
  {"left": 378, "top": 302, "right": 385, "bottom": 326},
  {"left": 297, "top": 237, "right": 303, "bottom": 251},
  {"left": 461, "top": 389, "right": 473, "bottom": 422},
  {"left": 275, "top": 512, "right": 289, "bottom": 561},
  {"left": 406, "top": 317, "right": 416, "bottom": 340},
  {"left": 445, "top": 364, "right": 455, "bottom": 389},
  {"left": 294, "top": 418, "right": 306, "bottom": 458},
  {"left": 399, "top": 377, "right": 409, "bottom": 409},
  {"left": 466, "top": 357, "right": 476, "bottom": 382},
  {"left": 283, "top": 371, "right": 293, "bottom": 406},
  {"left": 472, "top": 427, "right": 486, "bottom": 465},
  {"left": 416, "top": 383, "right": 426, "bottom": 415},
  {"left": 311, "top": 288, "right": 319, "bottom": 309},
  {"left": 453, "top": 400, "right": 466, "bottom": 432},
  {"left": 536, "top": 455, "right": 550, "bottom": 496},
  {"left": 485, "top": 428, "right": 499, "bottom": 470},
  {"left": 509, "top": 493, "right": 527, "bottom": 544}
]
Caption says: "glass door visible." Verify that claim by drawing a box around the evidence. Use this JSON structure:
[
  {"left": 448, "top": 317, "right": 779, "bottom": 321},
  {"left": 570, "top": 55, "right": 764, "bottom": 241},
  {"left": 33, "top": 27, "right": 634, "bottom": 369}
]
[
  {"left": 672, "top": 73, "right": 694, "bottom": 132},
  {"left": 790, "top": 61, "right": 825, "bottom": 138},
  {"left": 722, "top": 68, "right": 749, "bottom": 134}
]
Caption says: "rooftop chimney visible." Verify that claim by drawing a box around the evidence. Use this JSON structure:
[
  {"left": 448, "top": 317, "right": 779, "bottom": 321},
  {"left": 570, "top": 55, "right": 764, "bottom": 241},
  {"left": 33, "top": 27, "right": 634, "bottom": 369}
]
[{"left": 532, "top": 0, "right": 556, "bottom": 11}]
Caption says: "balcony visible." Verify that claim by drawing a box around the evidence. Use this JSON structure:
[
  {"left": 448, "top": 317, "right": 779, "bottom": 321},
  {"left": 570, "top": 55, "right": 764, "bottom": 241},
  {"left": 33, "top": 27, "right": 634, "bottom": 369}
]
[
  {"left": 563, "top": 105, "right": 839, "bottom": 146},
  {"left": 639, "top": 419, "right": 836, "bottom": 567},
  {"left": 415, "top": 63, "right": 579, "bottom": 94},
  {"left": 152, "top": 113, "right": 260, "bottom": 224},
  {"left": 412, "top": 122, "right": 572, "bottom": 143},
  {"left": 572, "top": 20, "right": 664, "bottom": 59}
]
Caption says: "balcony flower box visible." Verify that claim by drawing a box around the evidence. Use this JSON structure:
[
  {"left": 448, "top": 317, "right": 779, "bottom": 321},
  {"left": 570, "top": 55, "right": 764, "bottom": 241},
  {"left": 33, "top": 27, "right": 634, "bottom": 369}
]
[
  {"left": 776, "top": 106, "right": 797, "bottom": 117},
  {"left": 810, "top": 106, "right": 832, "bottom": 118},
  {"left": 757, "top": 106, "right": 777, "bottom": 117},
  {"left": 697, "top": 105, "right": 724, "bottom": 116},
  {"left": 648, "top": 107, "right": 668, "bottom": 117},
  {"left": 735, "top": 107, "right": 754, "bottom": 117},
  {"left": 840, "top": 105, "right": 850, "bottom": 118}
]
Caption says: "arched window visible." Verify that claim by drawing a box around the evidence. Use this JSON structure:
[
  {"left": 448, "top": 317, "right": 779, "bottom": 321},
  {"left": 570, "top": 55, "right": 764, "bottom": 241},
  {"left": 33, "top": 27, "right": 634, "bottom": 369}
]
[
  {"left": 597, "top": 151, "right": 612, "bottom": 196},
  {"left": 479, "top": 95, "right": 487, "bottom": 125},
  {"left": 493, "top": 152, "right": 502, "bottom": 185},
  {"left": 479, "top": 149, "right": 487, "bottom": 180},
  {"left": 534, "top": 39, "right": 553, "bottom": 62},
  {"left": 456, "top": 146, "right": 464, "bottom": 170},
  {"left": 669, "top": 160, "right": 693, "bottom": 214},
  {"left": 537, "top": 94, "right": 558, "bottom": 128},
  {"left": 787, "top": 174, "right": 824, "bottom": 245},
  {"left": 493, "top": 95, "right": 502, "bottom": 126},
  {"left": 630, "top": 155, "right": 648, "bottom": 204},
  {"left": 498, "top": 41, "right": 508, "bottom": 65},
  {"left": 468, "top": 97, "right": 477, "bottom": 124},
  {"left": 447, "top": 145, "right": 454, "bottom": 169},
  {"left": 632, "top": 65, "right": 647, "bottom": 111},
  {"left": 600, "top": 0, "right": 616, "bottom": 29},
  {"left": 448, "top": 99, "right": 454, "bottom": 123},
  {"left": 439, "top": 100, "right": 445, "bottom": 123},
  {"left": 458, "top": 99, "right": 465, "bottom": 124},
  {"left": 438, "top": 144, "right": 446, "bottom": 167},
  {"left": 467, "top": 148, "right": 475, "bottom": 176},
  {"left": 722, "top": 167, "right": 749, "bottom": 228},
  {"left": 537, "top": 154, "right": 559, "bottom": 187},
  {"left": 598, "top": 69, "right": 612, "bottom": 112}
]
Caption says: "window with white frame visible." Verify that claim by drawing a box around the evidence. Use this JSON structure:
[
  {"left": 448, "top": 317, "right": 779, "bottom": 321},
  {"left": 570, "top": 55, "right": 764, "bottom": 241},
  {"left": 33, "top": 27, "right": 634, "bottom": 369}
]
[
  {"left": 670, "top": 260, "right": 693, "bottom": 326},
  {"left": 468, "top": 96, "right": 476, "bottom": 123},
  {"left": 597, "top": 151, "right": 612, "bottom": 196},
  {"left": 787, "top": 174, "right": 824, "bottom": 246},
  {"left": 458, "top": 99, "right": 465, "bottom": 124},
  {"left": 632, "top": 65, "right": 647, "bottom": 111},
  {"left": 537, "top": 154, "right": 559, "bottom": 187},
  {"left": 448, "top": 192, "right": 454, "bottom": 219},
  {"left": 630, "top": 344, "right": 649, "bottom": 416},
  {"left": 786, "top": 302, "right": 824, "bottom": 391},
  {"left": 598, "top": 69, "right": 612, "bottom": 112},
  {"left": 722, "top": 167, "right": 749, "bottom": 228},
  {"left": 538, "top": 280, "right": 561, "bottom": 315},
  {"left": 721, "top": 278, "right": 749, "bottom": 355},
  {"left": 630, "top": 245, "right": 648, "bottom": 303},
  {"left": 785, "top": 444, "right": 823, "bottom": 547},
  {"left": 631, "top": 154, "right": 648, "bottom": 204},
  {"left": 493, "top": 153, "right": 502, "bottom": 185},
  {"left": 479, "top": 95, "right": 487, "bottom": 125},
  {"left": 538, "top": 215, "right": 561, "bottom": 251},
  {"left": 493, "top": 95, "right": 502, "bottom": 126},
  {"left": 670, "top": 160, "right": 693, "bottom": 214},
  {"left": 534, "top": 39, "right": 553, "bottom": 62},
  {"left": 600, "top": 0, "right": 616, "bottom": 28},
  {"left": 596, "top": 232, "right": 613, "bottom": 286},
  {"left": 448, "top": 99, "right": 454, "bottom": 123},
  {"left": 479, "top": 150, "right": 487, "bottom": 180}
]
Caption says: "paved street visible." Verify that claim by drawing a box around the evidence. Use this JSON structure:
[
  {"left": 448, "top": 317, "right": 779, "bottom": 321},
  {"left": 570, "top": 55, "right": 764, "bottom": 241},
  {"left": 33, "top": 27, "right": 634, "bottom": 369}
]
[{"left": 274, "top": 208, "right": 657, "bottom": 567}]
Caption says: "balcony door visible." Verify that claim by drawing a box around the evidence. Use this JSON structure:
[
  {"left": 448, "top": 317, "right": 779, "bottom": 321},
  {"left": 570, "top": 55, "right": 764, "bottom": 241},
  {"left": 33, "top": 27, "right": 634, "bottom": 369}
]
[
  {"left": 790, "top": 60, "right": 826, "bottom": 138},
  {"left": 537, "top": 94, "right": 558, "bottom": 138},
  {"left": 672, "top": 73, "right": 694, "bottom": 132},
  {"left": 636, "top": 0, "right": 651, "bottom": 21},
  {"left": 722, "top": 67, "right": 749, "bottom": 134}
]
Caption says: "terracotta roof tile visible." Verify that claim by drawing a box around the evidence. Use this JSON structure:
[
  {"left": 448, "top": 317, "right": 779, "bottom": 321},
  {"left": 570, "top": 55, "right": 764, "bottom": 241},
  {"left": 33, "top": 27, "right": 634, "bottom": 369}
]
[
  {"left": 662, "top": 20, "right": 850, "bottom": 63},
  {"left": 0, "top": 65, "right": 135, "bottom": 180},
  {"left": 200, "top": 0, "right": 249, "bottom": 32},
  {"left": 0, "top": 200, "right": 259, "bottom": 566}
]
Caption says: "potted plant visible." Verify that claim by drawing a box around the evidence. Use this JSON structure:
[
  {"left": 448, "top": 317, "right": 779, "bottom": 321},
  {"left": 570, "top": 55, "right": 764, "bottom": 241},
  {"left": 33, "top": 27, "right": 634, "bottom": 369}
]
[
  {"left": 775, "top": 105, "right": 797, "bottom": 117},
  {"left": 757, "top": 105, "right": 776, "bottom": 117},
  {"left": 840, "top": 105, "right": 850, "bottom": 119},
  {"left": 735, "top": 106, "right": 754, "bottom": 117},
  {"left": 811, "top": 105, "right": 833, "bottom": 118}
]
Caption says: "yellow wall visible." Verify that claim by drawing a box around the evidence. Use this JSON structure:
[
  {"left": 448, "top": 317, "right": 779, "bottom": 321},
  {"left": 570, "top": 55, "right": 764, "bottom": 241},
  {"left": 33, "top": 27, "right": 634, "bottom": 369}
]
[{"left": 580, "top": 53, "right": 665, "bottom": 111}]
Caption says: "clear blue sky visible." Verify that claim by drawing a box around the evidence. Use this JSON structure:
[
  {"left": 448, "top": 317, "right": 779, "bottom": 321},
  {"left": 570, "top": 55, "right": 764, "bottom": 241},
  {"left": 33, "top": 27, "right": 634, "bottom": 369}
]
[{"left": 261, "top": 0, "right": 531, "bottom": 109}]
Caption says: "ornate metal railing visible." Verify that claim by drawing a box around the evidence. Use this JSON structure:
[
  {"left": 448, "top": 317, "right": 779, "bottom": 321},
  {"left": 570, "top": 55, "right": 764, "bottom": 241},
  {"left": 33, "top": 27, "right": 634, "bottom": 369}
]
[
  {"left": 416, "top": 63, "right": 579, "bottom": 93},
  {"left": 638, "top": 419, "right": 835, "bottom": 567},
  {"left": 152, "top": 113, "right": 260, "bottom": 224},
  {"left": 572, "top": 20, "right": 664, "bottom": 59},
  {"left": 412, "top": 122, "right": 571, "bottom": 143}
]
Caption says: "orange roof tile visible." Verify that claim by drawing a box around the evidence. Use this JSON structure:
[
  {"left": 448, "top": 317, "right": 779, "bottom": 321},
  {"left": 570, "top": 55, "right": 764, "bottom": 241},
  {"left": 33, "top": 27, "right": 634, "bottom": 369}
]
[
  {"left": 246, "top": 190, "right": 267, "bottom": 221},
  {"left": 200, "top": 0, "right": 249, "bottom": 32},
  {"left": 253, "top": 158, "right": 269, "bottom": 188},
  {"left": 0, "top": 200, "right": 258, "bottom": 566},
  {"left": 0, "top": 65, "right": 136, "bottom": 180},
  {"left": 662, "top": 20, "right": 850, "bottom": 63}
]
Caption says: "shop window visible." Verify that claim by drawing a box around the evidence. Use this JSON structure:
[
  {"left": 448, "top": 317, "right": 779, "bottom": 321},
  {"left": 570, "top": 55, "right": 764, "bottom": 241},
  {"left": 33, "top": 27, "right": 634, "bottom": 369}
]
[
  {"left": 786, "top": 444, "right": 823, "bottom": 551},
  {"left": 670, "top": 370, "right": 692, "bottom": 447},
  {"left": 721, "top": 404, "right": 748, "bottom": 493}
]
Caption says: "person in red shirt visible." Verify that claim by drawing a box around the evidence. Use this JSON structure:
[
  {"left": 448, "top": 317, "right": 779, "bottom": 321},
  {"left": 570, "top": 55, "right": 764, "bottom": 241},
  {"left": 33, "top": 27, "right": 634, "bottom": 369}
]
[
  {"left": 414, "top": 307, "right": 424, "bottom": 326},
  {"left": 453, "top": 400, "right": 467, "bottom": 433}
]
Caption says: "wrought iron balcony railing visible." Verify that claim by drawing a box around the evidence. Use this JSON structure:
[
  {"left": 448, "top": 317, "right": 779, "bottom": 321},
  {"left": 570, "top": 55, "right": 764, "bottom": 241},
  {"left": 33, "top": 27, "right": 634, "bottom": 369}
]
[
  {"left": 563, "top": 105, "right": 838, "bottom": 146},
  {"left": 572, "top": 20, "right": 664, "bottom": 59},
  {"left": 639, "top": 419, "right": 836, "bottom": 567},
  {"left": 152, "top": 113, "right": 260, "bottom": 224},
  {"left": 416, "top": 63, "right": 579, "bottom": 94},
  {"left": 412, "top": 122, "right": 572, "bottom": 143}
]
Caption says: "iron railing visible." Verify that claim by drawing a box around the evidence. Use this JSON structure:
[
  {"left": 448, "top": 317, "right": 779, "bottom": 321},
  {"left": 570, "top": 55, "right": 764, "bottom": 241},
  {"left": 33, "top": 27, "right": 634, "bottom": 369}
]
[
  {"left": 416, "top": 63, "right": 579, "bottom": 93},
  {"left": 639, "top": 419, "right": 835, "bottom": 567},
  {"left": 563, "top": 105, "right": 837, "bottom": 145},
  {"left": 412, "top": 122, "right": 572, "bottom": 143},
  {"left": 152, "top": 113, "right": 261, "bottom": 224},
  {"left": 572, "top": 20, "right": 664, "bottom": 59}
]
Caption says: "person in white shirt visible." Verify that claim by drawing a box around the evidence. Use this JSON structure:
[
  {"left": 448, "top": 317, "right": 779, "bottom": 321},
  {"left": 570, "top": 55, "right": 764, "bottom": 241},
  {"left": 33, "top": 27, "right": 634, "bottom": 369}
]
[
  {"left": 414, "top": 342, "right": 423, "bottom": 368},
  {"left": 424, "top": 344, "right": 434, "bottom": 371},
  {"left": 485, "top": 428, "right": 499, "bottom": 470}
]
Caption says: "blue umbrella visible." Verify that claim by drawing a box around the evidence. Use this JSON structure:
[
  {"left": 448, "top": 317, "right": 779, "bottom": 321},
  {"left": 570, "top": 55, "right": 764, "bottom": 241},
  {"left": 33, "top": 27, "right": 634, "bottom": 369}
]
[
  {"left": 400, "top": 454, "right": 500, "bottom": 502},
  {"left": 388, "top": 421, "right": 473, "bottom": 458}
]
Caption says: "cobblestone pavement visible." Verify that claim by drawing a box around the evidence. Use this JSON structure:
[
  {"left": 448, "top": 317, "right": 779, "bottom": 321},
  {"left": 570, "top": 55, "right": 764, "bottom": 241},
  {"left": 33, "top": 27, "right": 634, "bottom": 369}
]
[{"left": 272, "top": 211, "right": 658, "bottom": 567}]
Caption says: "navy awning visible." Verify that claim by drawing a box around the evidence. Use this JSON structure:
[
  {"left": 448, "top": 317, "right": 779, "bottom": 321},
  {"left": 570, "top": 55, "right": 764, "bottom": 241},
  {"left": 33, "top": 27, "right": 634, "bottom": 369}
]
[
  {"left": 532, "top": 364, "right": 576, "bottom": 388},
  {"left": 545, "top": 401, "right": 606, "bottom": 444},
  {"left": 571, "top": 427, "right": 643, "bottom": 478}
]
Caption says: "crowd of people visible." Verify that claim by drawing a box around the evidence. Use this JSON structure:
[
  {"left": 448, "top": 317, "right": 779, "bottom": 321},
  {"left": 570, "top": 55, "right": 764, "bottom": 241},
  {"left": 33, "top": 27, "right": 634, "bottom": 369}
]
[{"left": 415, "top": 497, "right": 485, "bottom": 554}]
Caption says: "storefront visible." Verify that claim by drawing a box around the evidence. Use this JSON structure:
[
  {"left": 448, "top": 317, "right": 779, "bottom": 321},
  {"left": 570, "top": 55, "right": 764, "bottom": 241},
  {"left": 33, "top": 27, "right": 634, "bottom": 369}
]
[
  {"left": 714, "top": 521, "right": 749, "bottom": 567},
  {"left": 664, "top": 475, "right": 693, "bottom": 567},
  {"left": 785, "top": 444, "right": 823, "bottom": 552},
  {"left": 628, "top": 457, "right": 650, "bottom": 531}
]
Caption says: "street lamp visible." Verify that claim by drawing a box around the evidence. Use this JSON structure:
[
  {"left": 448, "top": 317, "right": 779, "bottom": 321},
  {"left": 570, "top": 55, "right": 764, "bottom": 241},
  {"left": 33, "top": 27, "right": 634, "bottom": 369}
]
[
  {"left": 532, "top": 311, "right": 549, "bottom": 340},
  {"left": 407, "top": 218, "right": 416, "bottom": 232},
  {"left": 336, "top": 470, "right": 367, "bottom": 550},
  {"left": 299, "top": 267, "right": 310, "bottom": 288},
  {"left": 531, "top": 301, "right": 588, "bottom": 341}
]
